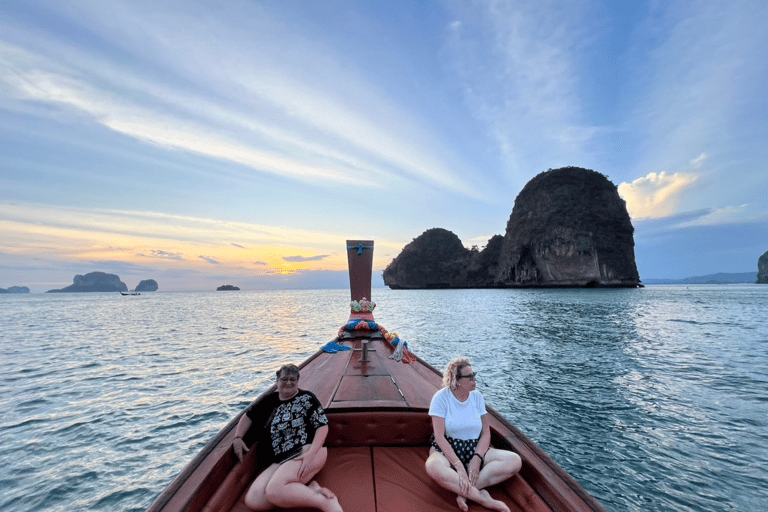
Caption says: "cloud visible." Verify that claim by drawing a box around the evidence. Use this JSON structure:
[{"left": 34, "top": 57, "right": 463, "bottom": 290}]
[
  {"left": 619, "top": 171, "right": 700, "bottom": 219},
  {"left": 198, "top": 255, "right": 220, "bottom": 265},
  {"left": 231, "top": 243, "right": 246, "bottom": 249},
  {"left": 673, "top": 204, "right": 767, "bottom": 229},
  {"left": 282, "top": 255, "right": 330, "bottom": 263},
  {"left": 138, "top": 249, "right": 184, "bottom": 260},
  {"left": 0, "top": 3, "right": 480, "bottom": 197},
  {"left": 445, "top": 1, "right": 601, "bottom": 176}
]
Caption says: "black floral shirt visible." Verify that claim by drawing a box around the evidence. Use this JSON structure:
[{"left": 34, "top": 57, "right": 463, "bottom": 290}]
[{"left": 246, "top": 389, "right": 328, "bottom": 465}]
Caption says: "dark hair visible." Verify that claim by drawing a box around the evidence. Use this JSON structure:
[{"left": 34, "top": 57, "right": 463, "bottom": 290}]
[{"left": 276, "top": 364, "right": 300, "bottom": 380}]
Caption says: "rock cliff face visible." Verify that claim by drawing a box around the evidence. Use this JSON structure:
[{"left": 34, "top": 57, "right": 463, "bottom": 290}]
[
  {"left": 135, "top": 279, "right": 159, "bottom": 292},
  {"left": 47, "top": 272, "right": 128, "bottom": 292},
  {"left": 758, "top": 251, "right": 768, "bottom": 284},
  {"left": 496, "top": 167, "right": 640, "bottom": 287},
  {"left": 383, "top": 167, "right": 641, "bottom": 289},
  {"left": 382, "top": 229, "right": 469, "bottom": 289}
]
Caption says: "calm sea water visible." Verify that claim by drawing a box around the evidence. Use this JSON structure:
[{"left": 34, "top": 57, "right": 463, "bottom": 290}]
[{"left": 1, "top": 286, "right": 766, "bottom": 512}]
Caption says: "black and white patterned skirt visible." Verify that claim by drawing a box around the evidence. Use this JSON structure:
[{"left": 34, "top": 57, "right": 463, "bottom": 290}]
[{"left": 430, "top": 434, "right": 480, "bottom": 469}]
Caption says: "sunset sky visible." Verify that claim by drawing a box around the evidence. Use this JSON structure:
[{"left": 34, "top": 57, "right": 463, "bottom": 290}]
[{"left": 2, "top": 1, "right": 767, "bottom": 292}]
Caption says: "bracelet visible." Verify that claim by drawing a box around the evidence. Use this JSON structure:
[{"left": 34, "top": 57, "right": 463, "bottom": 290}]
[{"left": 472, "top": 452, "right": 484, "bottom": 465}]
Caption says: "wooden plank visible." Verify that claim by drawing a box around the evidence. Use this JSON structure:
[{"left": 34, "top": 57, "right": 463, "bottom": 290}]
[
  {"left": 334, "top": 375, "right": 405, "bottom": 402},
  {"left": 298, "top": 348, "right": 353, "bottom": 409},
  {"left": 504, "top": 473, "right": 554, "bottom": 512},
  {"left": 377, "top": 345, "right": 442, "bottom": 410},
  {"left": 328, "top": 400, "right": 410, "bottom": 409}
]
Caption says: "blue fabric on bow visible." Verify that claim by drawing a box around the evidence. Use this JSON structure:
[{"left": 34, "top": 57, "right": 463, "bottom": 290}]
[
  {"left": 321, "top": 341, "right": 352, "bottom": 353},
  {"left": 347, "top": 243, "right": 373, "bottom": 255}
]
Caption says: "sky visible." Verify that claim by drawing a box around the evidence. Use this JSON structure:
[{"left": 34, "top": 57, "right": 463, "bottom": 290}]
[{"left": 1, "top": 0, "right": 767, "bottom": 292}]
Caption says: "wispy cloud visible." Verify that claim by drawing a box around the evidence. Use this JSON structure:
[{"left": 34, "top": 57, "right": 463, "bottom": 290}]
[
  {"left": 136, "top": 250, "right": 184, "bottom": 261},
  {"left": 198, "top": 255, "right": 220, "bottom": 265},
  {"left": 630, "top": 1, "right": 768, "bottom": 184},
  {"left": 673, "top": 204, "right": 767, "bottom": 229},
  {"left": 282, "top": 254, "right": 330, "bottom": 263},
  {"left": 445, "top": 1, "right": 601, "bottom": 177},
  {"left": 0, "top": 1, "right": 480, "bottom": 197}
]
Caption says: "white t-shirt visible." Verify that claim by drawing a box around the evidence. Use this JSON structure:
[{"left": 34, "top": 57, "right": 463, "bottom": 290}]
[{"left": 428, "top": 387, "right": 487, "bottom": 440}]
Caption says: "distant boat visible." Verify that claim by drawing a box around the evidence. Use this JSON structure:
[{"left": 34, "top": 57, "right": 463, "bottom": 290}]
[
  {"left": 147, "top": 240, "right": 607, "bottom": 512},
  {"left": 120, "top": 291, "right": 140, "bottom": 295}
]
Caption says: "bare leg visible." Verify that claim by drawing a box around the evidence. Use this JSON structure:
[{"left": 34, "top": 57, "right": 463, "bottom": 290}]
[
  {"left": 243, "top": 463, "right": 280, "bottom": 511},
  {"left": 265, "top": 459, "right": 341, "bottom": 512},
  {"left": 244, "top": 446, "right": 340, "bottom": 512},
  {"left": 474, "top": 448, "right": 522, "bottom": 491},
  {"left": 425, "top": 449, "right": 509, "bottom": 512}
]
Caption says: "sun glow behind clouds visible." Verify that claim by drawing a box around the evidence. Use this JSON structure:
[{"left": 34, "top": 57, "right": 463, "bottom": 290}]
[{"left": 0, "top": 202, "right": 364, "bottom": 278}]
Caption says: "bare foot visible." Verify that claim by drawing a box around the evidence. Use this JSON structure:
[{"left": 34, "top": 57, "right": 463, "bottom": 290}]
[
  {"left": 479, "top": 489, "right": 509, "bottom": 512},
  {"left": 324, "top": 495, "right": 343, "bottom": 512},
  {"left": 456, "top": 495, "right": 469, "bottom": 512},
  {"left": 308, "top": 481, "right": 337, "bottom": 499}
]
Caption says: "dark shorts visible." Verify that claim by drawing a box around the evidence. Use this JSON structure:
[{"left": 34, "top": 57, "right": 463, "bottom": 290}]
[{"left": 430, "top": 434, "right": 480, "bottom": 469}]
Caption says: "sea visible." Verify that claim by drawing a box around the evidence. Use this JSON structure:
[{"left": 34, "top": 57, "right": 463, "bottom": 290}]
[{"left": 1, "top": 286, "right": 766, "bottom": 512}]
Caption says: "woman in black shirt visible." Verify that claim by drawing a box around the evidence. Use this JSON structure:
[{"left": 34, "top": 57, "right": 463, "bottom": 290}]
[{"left": 233, "top": 364, "right": 341, "bottom": 512}]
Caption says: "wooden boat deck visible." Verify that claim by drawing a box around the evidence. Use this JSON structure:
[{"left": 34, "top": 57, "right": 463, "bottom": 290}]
[
  {"left": 149, "top": 335, "right": 605, "bottom": 512},
  {"left": 147, "top": 240, "right": 606, "bottom": 512}
]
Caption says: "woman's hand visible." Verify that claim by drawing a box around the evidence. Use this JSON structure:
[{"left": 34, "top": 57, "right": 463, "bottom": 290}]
[
  {"left": 454, "top": 462, "right": 472, "bottom": 496},
  {"left": 233, "top": 437, "right": 248, "bottom": 462},
  {"left": 467, "top": 456, "right": 482, "bottom": 486}
]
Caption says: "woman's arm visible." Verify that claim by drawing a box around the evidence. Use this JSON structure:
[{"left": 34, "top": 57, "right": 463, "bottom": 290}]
[
  {"left": 303, "top": 424, "right": 328, "bottom": 460},
  {"left": 295, "top": 424, "right": 329, "bottom": 480},
  {"left": 432, "top": 416, "right": 471, "bottom": 494},
  {"left": 233, "top": 414, "right": 253, "bottom": 462},
  {"left": 475, "top": 414, "right": 491, "bottom": 457},
  {"left": 466, "top": 414, "right": 491, "bottom": 485}
]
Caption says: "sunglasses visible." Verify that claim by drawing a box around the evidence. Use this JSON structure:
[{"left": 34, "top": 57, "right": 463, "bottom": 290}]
[{"left": 458, "top": 372, "right": 477, "bottom": 381}]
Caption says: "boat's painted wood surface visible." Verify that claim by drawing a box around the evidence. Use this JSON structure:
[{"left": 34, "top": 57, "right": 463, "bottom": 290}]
[{"left": 146, "top": 239, "right": 607, "bottom": 512}]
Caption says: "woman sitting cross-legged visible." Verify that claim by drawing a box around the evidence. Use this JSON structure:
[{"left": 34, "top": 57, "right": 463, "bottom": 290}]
[
  {"left": 425, "top": 357, "right": 522, "bottom": 512},
  {"left": 233, "top": 364, "right": 342, "bottom": 512}
]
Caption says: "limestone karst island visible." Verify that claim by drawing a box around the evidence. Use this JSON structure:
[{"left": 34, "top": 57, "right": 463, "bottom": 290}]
[
  {"left": 384, "top": 167, "right": 641, "bottom": 289},
  {"left": 46, "top": 272, "right": 158, "bottom": 292}
]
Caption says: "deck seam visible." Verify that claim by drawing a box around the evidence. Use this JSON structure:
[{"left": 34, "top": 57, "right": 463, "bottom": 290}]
[{"left": 369, "top": 445, "right": 378, "bottom": 512}]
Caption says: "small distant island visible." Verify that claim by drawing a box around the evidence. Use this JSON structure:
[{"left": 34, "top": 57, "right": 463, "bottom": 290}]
[
  {"left": 135, "top": 279, "right": 159, "bottom": 292},
  {"left": 217, "top": 285, "right": 240, "bottom": 291},
  {"left": 384, "top": 167, "right": 641, "bottom": 289},
  {"left": 0, "top": 286, "right": 30, "bottom": 294}
]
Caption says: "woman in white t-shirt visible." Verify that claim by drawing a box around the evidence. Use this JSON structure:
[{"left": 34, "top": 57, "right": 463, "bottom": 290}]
[{"left": 425, "top": 357, "right": 522, "bottom": 512}]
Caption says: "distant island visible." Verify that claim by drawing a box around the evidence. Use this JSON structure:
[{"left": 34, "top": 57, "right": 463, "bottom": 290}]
[
  {"left": 217, "top": 285, "right": 240, "bottom": 291},
  {"left": 0, "top": 286, "right": 30, "bottom": 294},
  {"left": 46, "top": 272, "right": 159, "bottom": 292},
  {"left": 643, "top": 272, "right": 758, "bottom": 285},
  {"left": 384, "top": 167, "right": 641, "bottom": 289},
  {"left": 48, "top": 272, "right": 128, "bottom": 293},
  {"left": 135, "top": 279, "right": 159, "bottom": 292}
]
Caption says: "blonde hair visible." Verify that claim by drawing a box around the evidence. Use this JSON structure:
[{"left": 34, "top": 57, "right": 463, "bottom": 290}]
[{"left": 443, "top": 357, "right": 472, "bottom": 390}]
